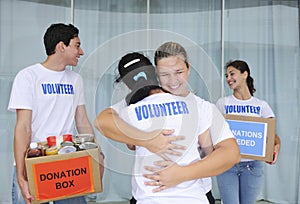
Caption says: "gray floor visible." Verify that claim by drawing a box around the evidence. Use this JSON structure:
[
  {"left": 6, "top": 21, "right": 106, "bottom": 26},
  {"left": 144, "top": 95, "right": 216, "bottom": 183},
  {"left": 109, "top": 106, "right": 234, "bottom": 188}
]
[{"left": 89, "top": 199, "right": 274, "bottom": 204}]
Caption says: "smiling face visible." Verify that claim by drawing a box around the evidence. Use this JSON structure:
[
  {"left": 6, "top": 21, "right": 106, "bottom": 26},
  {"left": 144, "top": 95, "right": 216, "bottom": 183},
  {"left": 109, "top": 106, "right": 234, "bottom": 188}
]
[
  {"left": 64, "top": 37, "right": 84, "bottom": 66},
  {"left": 156, "top": 56, "right": 190, "bottom": 96},
  {"left": 225, "top": 66, "right": 248, "bottom": 91}
]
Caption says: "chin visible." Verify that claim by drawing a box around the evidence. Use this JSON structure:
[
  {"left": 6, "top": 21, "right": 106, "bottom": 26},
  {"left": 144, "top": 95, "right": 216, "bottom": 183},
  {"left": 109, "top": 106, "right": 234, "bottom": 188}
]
[{"left": 173, "top": 91, "right": 185, "bottom": 96}]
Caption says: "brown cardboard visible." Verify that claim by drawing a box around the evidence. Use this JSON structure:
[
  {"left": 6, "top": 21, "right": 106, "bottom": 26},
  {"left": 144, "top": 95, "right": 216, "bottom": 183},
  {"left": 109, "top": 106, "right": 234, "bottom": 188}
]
[
  {"left": 25, "top": 145, "right": 102, "bottom": 204},
  {"left": 225, "top": 114, "right": 276, "bottom": 162}
]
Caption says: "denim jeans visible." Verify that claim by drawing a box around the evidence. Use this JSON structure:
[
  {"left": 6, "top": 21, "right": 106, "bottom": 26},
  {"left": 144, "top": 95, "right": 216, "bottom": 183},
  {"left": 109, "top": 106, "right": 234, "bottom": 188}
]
[
  {"left": 12, "top": 166, "right": 87, "bottom": 204},
  {"left": 216, "top": 160, "right": 264, "bottom": 204},
  {"left": 12, "top": 167, "right": 26, "bottom": 204}
]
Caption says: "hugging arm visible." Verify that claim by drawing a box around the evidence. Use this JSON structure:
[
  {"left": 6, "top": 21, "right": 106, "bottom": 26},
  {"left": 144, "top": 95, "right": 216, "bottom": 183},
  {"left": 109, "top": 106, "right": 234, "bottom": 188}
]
[
  {"left": 94, "top": 108, "right": 186, "bottom": 156},
  {"left": 144, "top": 130, "right": 240, "bottom": 192}
]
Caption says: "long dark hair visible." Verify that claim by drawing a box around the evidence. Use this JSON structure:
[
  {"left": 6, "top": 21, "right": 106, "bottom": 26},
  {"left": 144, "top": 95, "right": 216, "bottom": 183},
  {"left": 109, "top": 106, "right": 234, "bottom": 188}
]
[{"left": 226, "top": 60, "right": 256, "bottom": 96}]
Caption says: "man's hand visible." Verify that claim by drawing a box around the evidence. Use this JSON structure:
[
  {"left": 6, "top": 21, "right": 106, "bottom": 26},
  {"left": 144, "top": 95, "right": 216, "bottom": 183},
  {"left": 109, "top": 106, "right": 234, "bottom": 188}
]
[{"left": 18, "top": 178, "right": 34, "bottom": 204}]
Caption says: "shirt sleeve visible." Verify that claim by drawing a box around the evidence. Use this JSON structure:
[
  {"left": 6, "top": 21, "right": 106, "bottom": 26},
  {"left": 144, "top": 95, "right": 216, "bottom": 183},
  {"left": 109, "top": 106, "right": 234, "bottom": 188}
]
[
  {"left": 216, "top": 97, "right": 226, "bottom": 114},
  {"left": 197, "top": 100, "right": 213, "bottom": 135},
  {"left": 210, "top": 104, "right": 235, "bottom": 145},
  {"left": 74, "top": 74, "right": 85, "bottom": 106},
  {"left": 8, "top": 70, "right": 34, "bottom": 112},
  {"left": 261, "top": 100, "right": 275, "bottom": 118},
  {"left": 111, "top": 99, "right": 127, "bottom": 114}
]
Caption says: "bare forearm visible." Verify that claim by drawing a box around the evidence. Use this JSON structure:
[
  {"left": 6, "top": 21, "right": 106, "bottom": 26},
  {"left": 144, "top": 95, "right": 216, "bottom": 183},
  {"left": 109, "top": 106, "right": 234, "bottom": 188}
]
[
  {"left": 75, "top": 105, "right": 95, "bottom": 135},
  {"left": 94, "top": 108, "right": 185, "bottom": 155},
  {"left": 94, "top": 108, "right": 153, "bottom": 146},
  {"left": 76, "top": 117, "right": 95, "bottom": 135},
  {"left": 14, "top": 110, "right": 32, "bottom": 182},
  {"left": 14, "top": 130, "right": 30, "bottom": 182},
  {"left": 179, "top": 138, "right": 240, "bottom": 181},
  {"left": 143, "top": 138, "right": 240, "bottom": 190}
]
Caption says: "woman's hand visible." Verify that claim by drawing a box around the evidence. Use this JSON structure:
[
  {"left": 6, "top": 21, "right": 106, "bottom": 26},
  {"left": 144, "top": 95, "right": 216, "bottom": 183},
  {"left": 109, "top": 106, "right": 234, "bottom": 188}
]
[
  {"left": 266, "top": 133, "right": 280, "bottom": 165},
  {"left": 143, "top": 160, "right": 185, "bottom": 192}
]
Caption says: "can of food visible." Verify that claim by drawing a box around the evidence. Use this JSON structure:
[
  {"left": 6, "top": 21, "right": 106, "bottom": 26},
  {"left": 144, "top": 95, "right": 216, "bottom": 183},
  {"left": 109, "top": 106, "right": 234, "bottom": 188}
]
[
  {"left": 45, "top": 146, "right": 58, "bottom": 156},
  {"left": 79, "top": 142, "right": 97, "bottom": 150},
  {"left": 60, "top": 141, "right": 74, "bottom": 147},
  {"left": 58, "top": 146, "right": 77, "bottom": 154}
]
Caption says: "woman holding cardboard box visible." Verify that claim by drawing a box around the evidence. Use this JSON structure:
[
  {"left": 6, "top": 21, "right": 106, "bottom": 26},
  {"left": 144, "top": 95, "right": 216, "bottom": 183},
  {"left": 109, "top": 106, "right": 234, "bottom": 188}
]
[{"left": 215, "top": 60, "right": 281, "bottom": 204}]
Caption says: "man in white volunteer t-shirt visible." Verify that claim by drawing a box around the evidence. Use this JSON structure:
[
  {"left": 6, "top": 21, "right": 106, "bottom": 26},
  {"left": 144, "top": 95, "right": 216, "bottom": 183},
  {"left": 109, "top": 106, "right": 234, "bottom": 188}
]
[{"left": 8, "top": 23, "right": 103, "bottom": 204}]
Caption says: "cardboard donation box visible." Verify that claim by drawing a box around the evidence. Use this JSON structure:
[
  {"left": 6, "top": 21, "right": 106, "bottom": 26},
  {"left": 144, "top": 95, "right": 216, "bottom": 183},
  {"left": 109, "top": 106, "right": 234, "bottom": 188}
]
[
  {"left": 225, "top": 114, "right": 276, "bottom": 162},
  {"left": 25, "top": 146, "right": 102, "bottom": 203}
]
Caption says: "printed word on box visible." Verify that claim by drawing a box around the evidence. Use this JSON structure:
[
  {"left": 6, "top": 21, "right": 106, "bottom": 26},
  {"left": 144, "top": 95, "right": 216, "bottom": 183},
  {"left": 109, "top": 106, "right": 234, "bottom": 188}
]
[{"left": 225, "top": 114, "right": 276, "bottom": 162}]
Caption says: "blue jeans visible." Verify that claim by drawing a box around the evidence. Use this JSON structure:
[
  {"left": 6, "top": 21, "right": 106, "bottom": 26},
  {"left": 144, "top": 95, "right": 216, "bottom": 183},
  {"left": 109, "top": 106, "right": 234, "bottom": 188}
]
[
  {"left": 216, "top": 160, "right": 264, "bottom": 204},
  {"left": 12, "top": 167, "right": 87, "bottom": 204}
]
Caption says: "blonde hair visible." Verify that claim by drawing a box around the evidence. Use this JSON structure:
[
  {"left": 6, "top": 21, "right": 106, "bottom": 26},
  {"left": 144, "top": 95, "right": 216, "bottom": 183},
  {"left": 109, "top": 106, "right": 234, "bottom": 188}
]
[{"left": 154, "top": 42, "right": 189, "bottom": 68}]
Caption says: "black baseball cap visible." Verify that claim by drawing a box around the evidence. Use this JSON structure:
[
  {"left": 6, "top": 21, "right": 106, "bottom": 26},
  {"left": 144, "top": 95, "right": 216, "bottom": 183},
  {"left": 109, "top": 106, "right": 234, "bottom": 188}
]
[{"left": 117, "top": 52, "right": 160, "bottom": 105}]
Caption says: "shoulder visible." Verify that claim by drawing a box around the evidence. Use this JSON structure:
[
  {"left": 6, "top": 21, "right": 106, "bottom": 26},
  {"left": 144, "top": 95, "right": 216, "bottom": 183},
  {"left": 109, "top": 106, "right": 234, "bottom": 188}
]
[
  {"left": 14, "top": 64, "right": 41, "bottom": 81},
  {"left": 216, "top": 95, "right": 234, "bottom": 105},
  {"left": 216, "top": 95, "right": 234, "bottom": 103},
  {"left": 188, "top": 93, "right": 214, "bottom": 113},
  {"left": 137, "top": 92, "right": 175, "bottom": 103},
  {"left": 18, "top": 63, "right": 39, "bottom": 74},
  {"left": 65, "top": 69, "right": 82, "bottom": 78},
  {"left": 251, "top": 96, "right": 274, "bottom": 116},
  {"left": 111, "top": 99, "right": 127, "bottom": 114},
  {"left": 251, "top": 96, "right": 270, "bottom": 106},
  {"left": 188, "top": 93, "right": 210, "bottom": 104}
]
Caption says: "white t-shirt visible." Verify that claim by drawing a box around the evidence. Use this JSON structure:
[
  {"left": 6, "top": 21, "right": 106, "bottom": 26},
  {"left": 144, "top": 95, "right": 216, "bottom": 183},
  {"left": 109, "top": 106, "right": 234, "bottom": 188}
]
[
  {"left": 112, "top": 92, "right": 233, "bottom": 145},
  {"left": 8, "top": 63, "right": 85, "bottom": 142},
  {"left": 216, "top": 95, "right": 275, "bottom": 161},
  {"left": 216, "top": 95, "right": 275, "bottom": 118},
  {"left": 113, "top": 92, "right": 234, "bottom": 204}
]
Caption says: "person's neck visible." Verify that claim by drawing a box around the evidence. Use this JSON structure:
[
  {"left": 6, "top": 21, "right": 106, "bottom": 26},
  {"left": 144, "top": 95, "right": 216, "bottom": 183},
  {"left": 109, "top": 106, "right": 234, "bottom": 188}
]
[
  {"left": 149, "top": 88, "right": 165, "bottom": 95},
  {"left": 178, "top": 90, "right": 190, "bottom": 97},
  {"left": 41, "top": 56, "right": 66, "bottom": 72},
  {"left": 233, "top": 88, "right": 252, "bottom": 100}
]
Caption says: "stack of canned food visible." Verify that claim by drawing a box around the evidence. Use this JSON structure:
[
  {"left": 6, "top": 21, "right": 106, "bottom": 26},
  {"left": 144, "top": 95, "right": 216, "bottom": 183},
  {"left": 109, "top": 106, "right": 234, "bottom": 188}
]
[{"left": 27, "top": 134, "right": 98, "bottom": 158}]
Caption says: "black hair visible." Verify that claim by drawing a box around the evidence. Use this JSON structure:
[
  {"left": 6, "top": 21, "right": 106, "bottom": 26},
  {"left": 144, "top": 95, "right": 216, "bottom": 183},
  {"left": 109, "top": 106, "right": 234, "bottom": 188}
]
[
  {"left": 126, "top": 85, "right": 162, "bottom": 105},
  {"left": 43, "top": 23, "right": 79, "bottom": 56},
  {"left": 226, "top": 60, "right": 256, "bottom": 96}
]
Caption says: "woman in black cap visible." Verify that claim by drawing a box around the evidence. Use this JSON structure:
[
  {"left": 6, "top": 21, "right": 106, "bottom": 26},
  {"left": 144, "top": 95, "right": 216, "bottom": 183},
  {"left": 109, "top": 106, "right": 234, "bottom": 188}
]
[{"left": 95, "top": 50, "right": 240, "bottom": 204}]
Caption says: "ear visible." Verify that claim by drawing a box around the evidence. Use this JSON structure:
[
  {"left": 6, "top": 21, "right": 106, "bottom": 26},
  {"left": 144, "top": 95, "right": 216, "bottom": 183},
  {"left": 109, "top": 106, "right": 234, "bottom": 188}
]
[
  {"left": 56, "top": 41, "right": 66, "bottom": 53},
  {"left": 187, "top": 63, "right": 191, "bottom": 75},
  {"left": 242, "top": 71, "right": 248, "bottom": 79}
]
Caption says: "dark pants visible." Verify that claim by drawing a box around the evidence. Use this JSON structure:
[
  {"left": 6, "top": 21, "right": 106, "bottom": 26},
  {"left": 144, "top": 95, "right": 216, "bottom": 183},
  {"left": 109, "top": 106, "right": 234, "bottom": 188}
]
[
  {"left": 130, "top": 190, "right": 215, "bottom": 204},
  {"left": 206, "top": 190, "right": 215, "bottom": 204}
]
